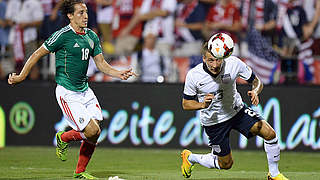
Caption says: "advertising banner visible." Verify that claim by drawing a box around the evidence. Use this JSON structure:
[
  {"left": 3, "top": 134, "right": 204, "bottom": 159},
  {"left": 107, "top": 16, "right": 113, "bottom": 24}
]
[{"left": 1, "top": 82, "right": 319, "bottom": 151}]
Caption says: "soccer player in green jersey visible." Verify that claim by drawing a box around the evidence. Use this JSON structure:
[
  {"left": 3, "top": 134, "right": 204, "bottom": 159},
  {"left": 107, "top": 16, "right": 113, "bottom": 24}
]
[{"left": 8, "top": 0, "right": 136, "bottom": 179}]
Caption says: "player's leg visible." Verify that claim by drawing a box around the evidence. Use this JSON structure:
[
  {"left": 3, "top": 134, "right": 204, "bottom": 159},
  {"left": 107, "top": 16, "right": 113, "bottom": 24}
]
[
  {"left": 190, "top": 121, "right": 233, "bottom": 170},
  {"left": 181, "top": 149, "right": 227, "bottom": 178},
  {"left": 188, "top": 151, "right": 232, "bottom": 169},
  {"left": 74, "top": 118, "right": 100, "bottom": 179},
  {"left": 74, "top": 88, "right": 103, "bottom": 179},
  {"left": 55, "top": 86, "right": 90, "bottom": 161},
  {"left": 181, "top": 120, "right": 233, "bottom": 178},
  {"left": 250, "top": 120, "right": 288, "bottom": 180},
  {"left": 237, "top": 106, "right": 288, "bottom": 180},
  {"left": 56, "top": 97, "right": 93, "bottom": 160}
]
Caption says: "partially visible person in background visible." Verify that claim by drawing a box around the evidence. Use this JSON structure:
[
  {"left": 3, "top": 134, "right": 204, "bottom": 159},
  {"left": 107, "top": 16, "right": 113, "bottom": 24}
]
[
  {"left": 112, "top": 0, "right": 143, "bottom": 56},
  {"left": 5, "top": 0, "right": 44, "bottom": 80},
  {"left": 120, "top": 0, "right": 177, "bottom": 58},
  {"left": 304, "top": 0, "right": 320, "bottom": 56},
  {"left": 39, "top": 0, "right": 64, "bottom": 80},
  {"left": 241, "top": 0, "right": 278, "bottom": 44},
  {"left": 240, "top": 0, "right": 280, "bottom": 85},
  {"left": 0, "top": 0, "right": 9, "bottom": 80},
  {"left": 174, "top": 0, "right": 214, "bottom": 57},
  {"left": 85, "top": 0, "right": 98, "bottom": 32},
  {"left": 279, "top": 0, "right": 320, "bottom": 84},
  {"left": 96, "top": 0, "right": 114, "bottom": 54},
  {"left": 203, "top": 0, "right": 241, "bottom": 56},
  {"left": 130, "top": 26, "right": 170, "bottom": 83},
  {"left": 40, "top": 0, "right": 64, "bottom": 41}
]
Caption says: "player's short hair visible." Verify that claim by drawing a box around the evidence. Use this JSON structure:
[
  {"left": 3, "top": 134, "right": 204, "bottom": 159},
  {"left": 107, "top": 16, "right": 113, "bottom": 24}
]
[
  {"left": 61, "top": 0, "right": 84, "bottom": 18},
  {"left": 201, "top": 41, "right": 210, "bottom": 56}
]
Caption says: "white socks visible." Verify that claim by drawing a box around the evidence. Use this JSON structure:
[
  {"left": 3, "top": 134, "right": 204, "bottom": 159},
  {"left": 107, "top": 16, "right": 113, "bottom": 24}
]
[
  {"left": 264, "top": 136, "right": 280, "bottom": 177},
  {"left": 188, "top": 153, "right": 220, "bottom": 169}
]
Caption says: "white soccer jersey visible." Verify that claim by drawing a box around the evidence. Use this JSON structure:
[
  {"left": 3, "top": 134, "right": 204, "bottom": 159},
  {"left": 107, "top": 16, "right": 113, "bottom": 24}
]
[{"left": 183, "top": 56, "right": 255, "bottom": 126}]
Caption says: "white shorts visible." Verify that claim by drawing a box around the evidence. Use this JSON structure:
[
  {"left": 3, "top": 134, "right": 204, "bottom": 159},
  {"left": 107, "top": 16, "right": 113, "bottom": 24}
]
[{"left": 55, "top": 85, "right": 103, "bottom": 131}]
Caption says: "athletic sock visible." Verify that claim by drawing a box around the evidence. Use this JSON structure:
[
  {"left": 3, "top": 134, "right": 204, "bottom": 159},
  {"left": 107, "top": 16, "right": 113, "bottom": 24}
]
[
  {"left": 75, "top": 140, "right": 96, "bottom": 173},
  {"left": 188, "top": 153, "right": 220, "bottom": 169},
  {"left": 264, "top": 137, "right": 280, "bottom": 177},
  {"left": 61, "top": 129, "right": 86, "bottom": 143}
]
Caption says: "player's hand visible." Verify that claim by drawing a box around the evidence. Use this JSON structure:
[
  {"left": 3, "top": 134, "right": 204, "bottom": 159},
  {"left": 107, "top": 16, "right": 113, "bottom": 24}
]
[
  {"left": 119, "top": 68, "right": 138, "bottom": 80},
  {"left": 247, "top": 90, "right": 259, "bottom": 106},
  {"left": 8, "top": 73, "right": 24, "bottom": 85},
  {"left": 203, "top": 94, "right": 214, "bottom": 108}
]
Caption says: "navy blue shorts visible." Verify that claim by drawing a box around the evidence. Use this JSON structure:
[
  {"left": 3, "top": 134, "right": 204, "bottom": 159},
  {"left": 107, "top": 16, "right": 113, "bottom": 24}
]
[{"left": 203, "top": 106, "right": 263, "bottom": 157}]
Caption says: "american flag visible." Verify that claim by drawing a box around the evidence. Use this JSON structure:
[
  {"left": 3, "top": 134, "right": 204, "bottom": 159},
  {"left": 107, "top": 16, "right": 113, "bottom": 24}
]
[
  {"left": 297, "top": 38, "right": 314, "bottom": 83},
  {"left": 246, "top": 29, "right": 279, "bottom": 84}
]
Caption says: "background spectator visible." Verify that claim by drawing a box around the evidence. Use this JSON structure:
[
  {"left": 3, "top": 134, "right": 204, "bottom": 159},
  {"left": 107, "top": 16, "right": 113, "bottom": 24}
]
[
  {"left": 279, "top": 0, "right": 320, "bottom": 84},
  {"left": 240, "top": 0, "right": 279, "bottom": 84},
  {"left": 112, "top": 0, "right": 143, "bottom": 56},
  {"left": 203, "top": 0, "right": 241, "bottom": 56},
  {"left": 0, "top": 0, "right": 9, "bottom": 80},
  {"left": 130, "top": 26, "right": 170, "bottom": 82},
  {"left": 121, "top": 0, "right": 177, "bottom": 57},
  {"left": 39, "top": 0, "right": 63, "bottom": 41},
  {"left": 174, "top": 0, "right": 213, "bottom": 57},
  {"left": 5, "top": 0, "right": 44, "bottom": 80},
  {"left": 96, "top": 0, "right": 114, "bottom": 54}
]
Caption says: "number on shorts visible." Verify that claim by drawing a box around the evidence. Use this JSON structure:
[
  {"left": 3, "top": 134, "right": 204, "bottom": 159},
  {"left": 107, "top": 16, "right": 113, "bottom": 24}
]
[{"left": 244, "top": 108, "right": 257, "bottom": 117}]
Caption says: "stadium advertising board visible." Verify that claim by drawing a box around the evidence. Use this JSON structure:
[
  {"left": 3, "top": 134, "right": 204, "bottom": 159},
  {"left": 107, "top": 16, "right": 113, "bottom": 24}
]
[{"left": 1, "top": 82, "right": 320, "bottom": 151}]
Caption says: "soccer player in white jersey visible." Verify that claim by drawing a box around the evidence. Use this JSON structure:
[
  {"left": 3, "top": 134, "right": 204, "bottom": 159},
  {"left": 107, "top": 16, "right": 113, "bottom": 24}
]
[{"left": 180, "top": 34, "right": 289, "bottom": 180}]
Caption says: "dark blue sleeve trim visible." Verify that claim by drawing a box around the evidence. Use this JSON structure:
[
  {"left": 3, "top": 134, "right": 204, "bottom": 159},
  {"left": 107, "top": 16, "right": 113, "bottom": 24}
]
[
  {"left": 183, "top": 94, "right": 197, "bottom": 100},
  {"left": 246, "top": 72, "right": 256, "bottom": 83}
]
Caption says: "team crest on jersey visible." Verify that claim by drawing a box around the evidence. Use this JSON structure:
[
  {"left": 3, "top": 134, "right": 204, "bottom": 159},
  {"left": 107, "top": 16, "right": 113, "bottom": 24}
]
[
  {"left": 221, "top": 74, "right": 231, "bottom": 83},
  {"left": 79, "top": 117, "right": 84, "bottom": 124}
]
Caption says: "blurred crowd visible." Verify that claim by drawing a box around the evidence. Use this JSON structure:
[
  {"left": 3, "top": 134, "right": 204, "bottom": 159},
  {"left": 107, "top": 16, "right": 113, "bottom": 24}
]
[{"left": 0, "top": 0, "right": 320, "bottom": 84}]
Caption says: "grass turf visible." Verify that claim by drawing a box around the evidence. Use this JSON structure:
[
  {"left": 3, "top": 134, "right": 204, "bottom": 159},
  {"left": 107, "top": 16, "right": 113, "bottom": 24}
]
[{"left": 0, "top": 146, "right": 319, "bottom": 180}]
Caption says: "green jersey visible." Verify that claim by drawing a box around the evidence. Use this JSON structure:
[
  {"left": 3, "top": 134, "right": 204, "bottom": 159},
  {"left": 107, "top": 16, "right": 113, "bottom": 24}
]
[{"left": 44, "top": 25, "right": 102, "bottom": 92}]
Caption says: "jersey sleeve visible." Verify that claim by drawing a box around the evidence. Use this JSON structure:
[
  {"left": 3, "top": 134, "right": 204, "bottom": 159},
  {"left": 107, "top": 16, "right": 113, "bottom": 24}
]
[
  {"left": 44, "top": 30, "right": 64, "bottom": 52},
  {"left": 91, "top": 31, "right": 103, "bottom": 57},
  {"left": 183, "top": 71, "right": 197, "bottom": 100},
  {"left": 237, "top": 58, "right": 255, "bottom": 83}
]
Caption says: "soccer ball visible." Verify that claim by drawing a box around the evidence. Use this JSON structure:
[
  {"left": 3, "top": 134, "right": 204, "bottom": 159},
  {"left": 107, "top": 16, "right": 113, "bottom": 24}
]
[{"left": 207, "top": 33, "right": 234, "bottom": 59}]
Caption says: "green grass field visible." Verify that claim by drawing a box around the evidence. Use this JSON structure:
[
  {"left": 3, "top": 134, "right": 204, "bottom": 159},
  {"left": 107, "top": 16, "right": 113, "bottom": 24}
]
[{"left": 0, "top": 147, "right": 319, "bottom": 180}]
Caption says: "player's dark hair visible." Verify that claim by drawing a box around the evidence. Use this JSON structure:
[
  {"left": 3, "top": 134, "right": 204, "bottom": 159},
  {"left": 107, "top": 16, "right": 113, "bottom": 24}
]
[{"left": 61, "top": 0, "right": 84, "bottom": 18}]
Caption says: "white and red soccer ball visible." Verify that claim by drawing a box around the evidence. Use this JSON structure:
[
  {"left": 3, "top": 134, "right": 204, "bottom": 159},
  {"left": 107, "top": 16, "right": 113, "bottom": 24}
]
[{"left": 208, "top": 33, "right": 234, "bottom": 59}]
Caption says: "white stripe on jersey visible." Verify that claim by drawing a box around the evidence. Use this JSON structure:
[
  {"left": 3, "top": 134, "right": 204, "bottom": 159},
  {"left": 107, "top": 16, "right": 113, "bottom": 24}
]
[
  {"left": 183, "top": 56, "right": 253, "bottom": 126},
  {"left": 47, "top": 26, "right": 71, "bottom": 46}
]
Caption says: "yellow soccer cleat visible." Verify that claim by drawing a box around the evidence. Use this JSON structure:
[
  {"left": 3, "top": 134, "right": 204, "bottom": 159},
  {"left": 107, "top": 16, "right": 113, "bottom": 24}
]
[
  {"left": 181, "top": 149, "right": 194, "bottom": 178},
  {"left": 268, "top": 173, "right": 289, "bottom": 180}
]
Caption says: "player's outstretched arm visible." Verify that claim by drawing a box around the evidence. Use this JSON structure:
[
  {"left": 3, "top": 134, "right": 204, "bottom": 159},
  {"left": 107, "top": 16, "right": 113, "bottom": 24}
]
[
  {"left": 8, "top": 46, "right": 50, "bottom": 85},
  {"left": 93, "top": 53, "right": 137, "bottom": 80},
  {"left": 247, "top": 76, "right": 263, "bottom": 106},
  {"left": 182, "top": 94, "right": 213, "bottom": 110}
]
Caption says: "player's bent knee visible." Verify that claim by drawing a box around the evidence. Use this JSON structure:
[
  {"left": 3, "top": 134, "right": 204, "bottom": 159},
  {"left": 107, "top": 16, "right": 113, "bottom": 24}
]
[
  {"left": 84, "top": 120, "right": 101, "bottom": 140},
  {"left": 264, "top": 128, "right": 276, "bottom": 141}
]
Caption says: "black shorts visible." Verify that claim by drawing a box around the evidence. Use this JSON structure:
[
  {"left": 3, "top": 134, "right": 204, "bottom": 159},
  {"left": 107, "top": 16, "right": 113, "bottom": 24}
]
[{"left": 203, "top": 106, "right": 263, "bottom": 156}]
